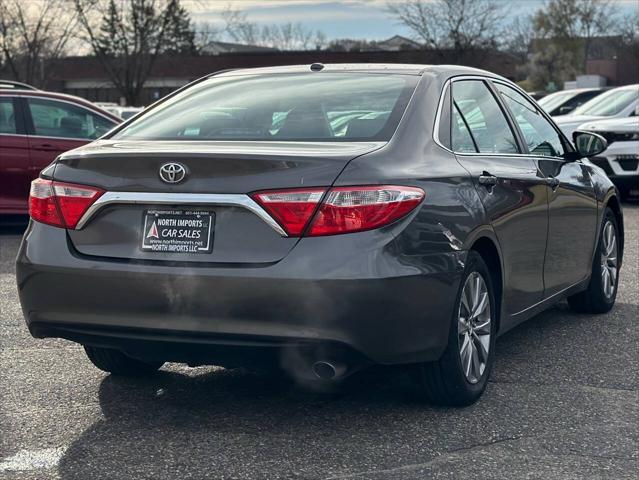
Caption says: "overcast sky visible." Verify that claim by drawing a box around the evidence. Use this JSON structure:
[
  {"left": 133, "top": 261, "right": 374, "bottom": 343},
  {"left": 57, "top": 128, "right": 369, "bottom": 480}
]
[{"left": 185, "top": 0, "right": 639, "bottom": 40}]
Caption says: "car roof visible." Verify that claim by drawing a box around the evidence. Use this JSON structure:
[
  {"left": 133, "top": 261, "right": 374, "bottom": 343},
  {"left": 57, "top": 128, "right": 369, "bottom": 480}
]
[
  {"left": 0, "top": 89, "right": 121, "bottom": 121},
  {"left": 544, "top": 87, "right": 606, "bottom": 96},
  {"left": 609, "top": 83, "right": 639, "bottom": 91},
  {"left": 0, "top": 80, "right": 38, "bottom": 90},
  {"left": 212, "top": 63, "right": 507, "bottom": 81}
]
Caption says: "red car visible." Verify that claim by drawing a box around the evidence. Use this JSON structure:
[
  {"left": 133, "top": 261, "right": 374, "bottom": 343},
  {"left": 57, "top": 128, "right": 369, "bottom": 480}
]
[{"left": 0, "top": 86, "right": 120, "bottom": 215}]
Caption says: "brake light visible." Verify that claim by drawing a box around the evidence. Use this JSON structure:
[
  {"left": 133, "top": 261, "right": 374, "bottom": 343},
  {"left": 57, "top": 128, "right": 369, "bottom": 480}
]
[
  {"left": 29, "top": 178, "right": 104, "bottom": 229},
  {"left": 252, "top": 185, "right": 424, "bottom": 237},
  {"left": 252, "top": 188, "right": 326, "bottom": 236},
  {"left": 308, "top": 186, "right": 424, "bottom": 236}
]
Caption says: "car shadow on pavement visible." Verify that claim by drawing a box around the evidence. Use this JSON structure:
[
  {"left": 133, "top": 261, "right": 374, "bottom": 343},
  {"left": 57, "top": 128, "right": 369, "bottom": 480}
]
[
  {"left": 54, "top": 300, "right": 638, "bottom": 479},
  {"left": 57, "top": 366, "right": 427, "bottom": 479}
]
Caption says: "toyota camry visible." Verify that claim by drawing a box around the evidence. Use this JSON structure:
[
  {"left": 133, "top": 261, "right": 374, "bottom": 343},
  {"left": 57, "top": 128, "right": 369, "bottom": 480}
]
[{"left": 16, "top": 64, "right": 624, "bottom": 405}]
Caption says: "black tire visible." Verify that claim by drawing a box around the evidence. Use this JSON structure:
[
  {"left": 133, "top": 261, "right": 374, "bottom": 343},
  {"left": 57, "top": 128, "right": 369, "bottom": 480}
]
[
  {"left": 568, "top": 207, "right": 620, "bottom": 314},
  {"left": 414, "top": 251, "right": 497, "bottom": 406},
  {"left": 84, "top": 345, "right": 163, "bottom": 376}
]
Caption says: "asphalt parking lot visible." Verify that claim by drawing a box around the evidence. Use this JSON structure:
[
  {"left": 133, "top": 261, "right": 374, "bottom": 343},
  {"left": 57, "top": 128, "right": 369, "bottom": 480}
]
[{"left": 1, "top": 205, "right": 637, "bottom": 480}]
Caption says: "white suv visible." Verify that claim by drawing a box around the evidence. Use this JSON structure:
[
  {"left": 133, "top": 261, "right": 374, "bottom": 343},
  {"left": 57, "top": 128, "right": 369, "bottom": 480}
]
[
  {"left": 579, "top": 116, "right": 639, "bottom": 199},
  {"left": 554, "top": 84, "right": 639, "bottom": 137}
]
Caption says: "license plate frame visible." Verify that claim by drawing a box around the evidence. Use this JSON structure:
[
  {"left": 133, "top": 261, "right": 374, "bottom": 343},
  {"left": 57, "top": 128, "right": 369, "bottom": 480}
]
[{"left": 141, "top": 209, "right": 214, "bottom": 254}]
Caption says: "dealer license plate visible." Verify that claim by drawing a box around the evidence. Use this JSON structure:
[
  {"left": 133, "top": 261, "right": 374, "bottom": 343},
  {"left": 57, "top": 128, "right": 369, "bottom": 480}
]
[{"left": 141, "top": 209, "right": 214, "bottom": 253}]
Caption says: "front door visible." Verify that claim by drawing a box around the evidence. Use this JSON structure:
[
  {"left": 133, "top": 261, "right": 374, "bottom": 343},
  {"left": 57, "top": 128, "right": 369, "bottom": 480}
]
[
  {"left": 539, "top": 158, "right": 598, "bottom": 294},
  {"left": 493, "top": 82, "right": 598, "bottom": 297}
]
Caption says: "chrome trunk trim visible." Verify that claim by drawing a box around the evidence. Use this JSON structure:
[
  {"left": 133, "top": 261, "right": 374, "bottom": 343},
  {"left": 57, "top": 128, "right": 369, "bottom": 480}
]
[{"left": 76, "top": 191, "right": 287, "bottom": 236}]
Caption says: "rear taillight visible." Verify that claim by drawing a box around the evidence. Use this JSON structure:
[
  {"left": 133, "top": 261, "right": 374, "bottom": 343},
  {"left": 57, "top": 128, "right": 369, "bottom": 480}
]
[
  {"left": 29, "top": 178, "right": 104, "bottom": 229},
  {"left": 251, "top": 188, "right": 325, "bottom": 236},
  {"left": 308, "top": 186, "right": 424, "bottom": 236},
  {"left": 252, "top": 185, "right": 424, "bottom": 237}
]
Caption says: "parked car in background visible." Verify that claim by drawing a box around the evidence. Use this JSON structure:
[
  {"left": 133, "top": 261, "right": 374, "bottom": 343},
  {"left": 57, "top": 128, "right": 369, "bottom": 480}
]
[
  {"left": 94, "top": 102, "right": 119, "bottom": 109},
  {"left": 0, "top": 80, "right": 38, "bottom": 91},
  {"left": 106, "top": 106, "right": 144, "bottom": 120},
  {"left": 538, "top": 87, "right": 608, "bottom": 116},
  {"left": 17, "top": 64, "right": 624, "bottom": 406},
  {"left": 579, "top": 116, "right": 639, "bottom": 200},
  {"left": 527, "top": 91, "right": 548, "bottom": 101},
  {"left": 0, "top": 88, "right": 120, "bottom": 215},
  {"left": 553, "top": 84, "right": 639, "bottom": 137}
]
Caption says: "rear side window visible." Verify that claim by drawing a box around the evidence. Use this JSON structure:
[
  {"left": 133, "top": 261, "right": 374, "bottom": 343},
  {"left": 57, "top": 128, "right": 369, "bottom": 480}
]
[
  {"left": 27, "top": 98, "right": 114, "bottom": 140},
  {"left": 495, "top": 83, "right": 565, "bottom": 158},
  {"left": 451, "top": 80, "right": 519, "bottom": 154},
  {"left": 0, "top": 97, "right": 16, "bottom": 134},
  {"left": 112, "top": 73, "right": 418, "bottom": 142}
]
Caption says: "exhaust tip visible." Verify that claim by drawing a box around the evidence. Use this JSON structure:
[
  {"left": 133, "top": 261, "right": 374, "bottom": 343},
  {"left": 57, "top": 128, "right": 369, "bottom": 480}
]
[{"left": 312, "top": 361, "right": 337, "bottom": 380}]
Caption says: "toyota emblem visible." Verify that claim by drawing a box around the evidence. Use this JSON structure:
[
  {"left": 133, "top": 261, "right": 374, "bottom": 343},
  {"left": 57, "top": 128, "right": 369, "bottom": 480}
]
[{"left": 159, "top": 163, "right": 187, "bottom": 184}]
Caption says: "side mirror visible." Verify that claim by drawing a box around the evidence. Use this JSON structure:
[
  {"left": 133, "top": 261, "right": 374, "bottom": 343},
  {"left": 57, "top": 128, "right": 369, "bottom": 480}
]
[{"left": 572, "top": 131, "right": 607, "bottom": 159}]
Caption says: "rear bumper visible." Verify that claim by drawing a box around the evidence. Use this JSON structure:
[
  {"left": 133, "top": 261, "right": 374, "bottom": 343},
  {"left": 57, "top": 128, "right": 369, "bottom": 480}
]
[{"left": 16, "top": 222, "right": 466, "bottom": 366}]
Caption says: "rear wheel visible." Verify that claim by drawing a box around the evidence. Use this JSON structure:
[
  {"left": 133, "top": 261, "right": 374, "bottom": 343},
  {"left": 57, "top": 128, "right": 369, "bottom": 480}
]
[
  {"left": 84, "top": 346, "right": 163, "bottom": 376},
  {"left": 568, "top": 208, "right": 620, "bottom": 313},
  {"left": 414, "top": 251, "right": 497, "bottom": 406}
]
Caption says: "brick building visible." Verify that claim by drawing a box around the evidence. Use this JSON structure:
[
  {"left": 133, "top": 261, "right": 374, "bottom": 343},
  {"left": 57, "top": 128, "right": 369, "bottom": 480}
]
[{"left": 42, "top": 48, "right": 520, "bottom": 106}]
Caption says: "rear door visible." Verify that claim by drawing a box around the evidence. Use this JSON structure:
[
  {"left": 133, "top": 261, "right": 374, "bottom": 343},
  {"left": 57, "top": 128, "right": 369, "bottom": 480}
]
[
  {"left": 493, "top": 82, "right": 598, "bottom": 296},
  {"left": 448, "top": 78, "right": 549, "bottom": 319},
  {"left": 0, "top": 95, "right": 31, "bottom": 214},
  {"left": 23, "top": 96, "right": 116, "bottom": 173}
]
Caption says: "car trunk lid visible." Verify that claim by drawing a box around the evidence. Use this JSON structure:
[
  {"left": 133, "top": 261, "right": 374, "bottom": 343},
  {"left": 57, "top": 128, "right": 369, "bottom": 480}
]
[{"left": 54, "top": 139, "right": 384, "bottom": 264}]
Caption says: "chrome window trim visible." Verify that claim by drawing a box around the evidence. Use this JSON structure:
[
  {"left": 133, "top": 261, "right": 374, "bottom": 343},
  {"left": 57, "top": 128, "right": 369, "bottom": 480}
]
[
  {"left": 76, "top": 192, "right": 287, "bottom": 236},
  {"left": 0, "top": 132, "right": 94, "bottom": 141},
  {"left": 432, "top": 75, "right": 567, "bottom": 162}
]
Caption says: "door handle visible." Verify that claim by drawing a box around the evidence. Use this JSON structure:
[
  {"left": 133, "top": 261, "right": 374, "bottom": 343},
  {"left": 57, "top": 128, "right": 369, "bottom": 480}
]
[
  {"left": 546, "top": 177, "right": 560, "bottom": 190},
  {"left": 33, "top": 143, "right": 57, "bottom": 151},
  {"left": 478, "top": 173, "right": 498, "bottom": 187}
]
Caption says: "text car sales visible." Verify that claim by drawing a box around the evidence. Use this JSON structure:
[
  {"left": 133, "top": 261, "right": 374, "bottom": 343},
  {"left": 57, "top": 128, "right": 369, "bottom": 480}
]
[{"left": 160, "top": 228, "right": 202, "bottom": 239}]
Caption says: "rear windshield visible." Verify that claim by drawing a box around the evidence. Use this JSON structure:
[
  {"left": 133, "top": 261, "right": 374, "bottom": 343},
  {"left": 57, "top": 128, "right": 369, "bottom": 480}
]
[
  {"left": 572, "top": 87, "right": 638, "bottom": 116},
  {"left": 111, "top": 73, "right": 418, "bottom": 142},
  {"left": 537, "top": 91, "right": 577, "bottom": 112}
]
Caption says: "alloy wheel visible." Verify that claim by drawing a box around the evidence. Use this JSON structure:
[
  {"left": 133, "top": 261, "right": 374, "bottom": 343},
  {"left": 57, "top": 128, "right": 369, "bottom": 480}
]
[
  {"left": 457, "top": 272, "right": 492, "bottom": 384},
  {"left": 600, "top": 220, "right": 618, "bottom": 299}
]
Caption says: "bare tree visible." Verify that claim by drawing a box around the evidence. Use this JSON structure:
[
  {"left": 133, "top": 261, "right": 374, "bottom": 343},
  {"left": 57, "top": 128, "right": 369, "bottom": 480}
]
[
  {"left": 523, "top": 0, "right": 623, "bottom": 89},
  {"left": 614, "top": 8, "right": 638, "bottom": 46},
  {"left": 387, "top": 0, "right": 506, "bottom": 55},
  {"left": 0, "top": 0, "right": 78, "bottom": 87},
  {"left": 504, "top": 16, "right": 535, "bottom": 62},
  {"left": 221, "top": 7, "right": 326, "bottom": 51},
  {"left": 73, "top": 0, "right": 196, "bottom": 106},
  {"left": 533, "top": 0, "right": 618, "bottom": 70},
  {"left": 194, "top": 21, "right": 224, "bottom": 51}
]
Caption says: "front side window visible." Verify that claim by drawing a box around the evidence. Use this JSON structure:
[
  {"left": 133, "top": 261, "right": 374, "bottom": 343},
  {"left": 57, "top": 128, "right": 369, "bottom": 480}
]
[
  {"left": 0, "top": 97, "right": 16, "bottom": 134},
  {"left": 112, "top": 73, "right": 418, "bottom": 142},
  {"left": 28, "top": 98, "right": 115, "bottom": 139},
  {"left": 451, "top": 80, "right": 519, "bottom": 154},
  {"left": 496, "top": 83, "right": 565, "bottom": 158}
]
